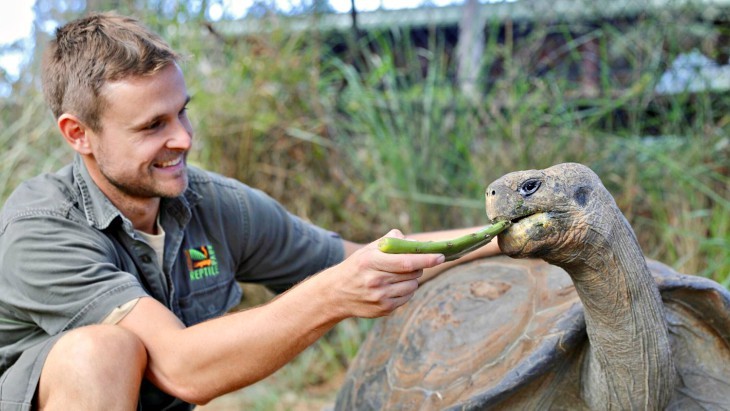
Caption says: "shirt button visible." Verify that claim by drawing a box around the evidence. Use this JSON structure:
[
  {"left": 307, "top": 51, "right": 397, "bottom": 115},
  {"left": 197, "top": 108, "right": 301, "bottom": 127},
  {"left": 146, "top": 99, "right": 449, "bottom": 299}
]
[{"left": 141, "top": 255, "right": 152, "bottom": 263}]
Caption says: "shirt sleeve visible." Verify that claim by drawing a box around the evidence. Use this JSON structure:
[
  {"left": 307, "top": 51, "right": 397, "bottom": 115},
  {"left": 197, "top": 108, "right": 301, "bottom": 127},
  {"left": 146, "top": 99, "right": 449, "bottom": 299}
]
[
  {"left": 0, "top": 213, "right": 148, "bottom": 335},
  {"left": 208, "top": 175, "right": 345, "bottom": 293},
  {"left": 102, "top": 298, "right": 141, "bottom": 324}
]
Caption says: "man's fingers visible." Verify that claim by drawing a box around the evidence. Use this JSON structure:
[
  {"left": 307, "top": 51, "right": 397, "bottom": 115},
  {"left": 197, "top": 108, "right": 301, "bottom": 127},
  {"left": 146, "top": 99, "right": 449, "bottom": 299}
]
[
  {"left": 373, "top": 251, "right": 445, "bottom": 273},
  {"left": 383, "top": 269, "right": 422, "bottom": 284},
  {"left": 387, "top": 293, "right": 415, "bottom": 311},
  {"left": 388, "top": 278, "right": 419, "bottom": 298},
  {"left": 382, "top": 229, "right": 405, "bottom": 240},
  {"left": 370, "top": 230, "right": 446, "bottom": 273}
]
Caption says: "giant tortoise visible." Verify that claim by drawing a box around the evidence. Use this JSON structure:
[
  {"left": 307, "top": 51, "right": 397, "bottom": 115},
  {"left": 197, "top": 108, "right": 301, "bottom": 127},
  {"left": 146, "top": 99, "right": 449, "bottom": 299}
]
[{"left": 335, "top": 163, "right": 730, "bottom": 410}]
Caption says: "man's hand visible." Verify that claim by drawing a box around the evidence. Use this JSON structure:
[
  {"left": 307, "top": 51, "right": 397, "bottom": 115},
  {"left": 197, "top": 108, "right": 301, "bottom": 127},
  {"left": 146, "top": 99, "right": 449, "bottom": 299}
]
[
  {"left": 319, "top": 229, "right": 445, "bottom": 319},
  {"left": 341, "top": 226, "right": 502, "bottom": 286}
]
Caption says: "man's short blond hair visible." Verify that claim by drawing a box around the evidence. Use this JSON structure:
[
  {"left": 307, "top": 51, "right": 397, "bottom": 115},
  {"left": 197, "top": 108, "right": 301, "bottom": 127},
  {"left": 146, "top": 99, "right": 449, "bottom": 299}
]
[{"left": 41, "top": 12, "right": 180, "bottom": 132}]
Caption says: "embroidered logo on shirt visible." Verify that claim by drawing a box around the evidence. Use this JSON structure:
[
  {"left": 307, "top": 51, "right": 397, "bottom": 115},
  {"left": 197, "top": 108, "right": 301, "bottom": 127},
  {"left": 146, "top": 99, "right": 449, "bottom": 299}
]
[{"left": 185, "top": 245, "right": 220, "bottom": 280}]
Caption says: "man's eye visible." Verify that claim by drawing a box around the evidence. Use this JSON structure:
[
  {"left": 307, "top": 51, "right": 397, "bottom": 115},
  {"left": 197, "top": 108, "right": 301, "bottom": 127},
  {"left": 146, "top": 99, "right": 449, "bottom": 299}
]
[{"left": 146, "top": 121, "right": 162, "bottom": 130}]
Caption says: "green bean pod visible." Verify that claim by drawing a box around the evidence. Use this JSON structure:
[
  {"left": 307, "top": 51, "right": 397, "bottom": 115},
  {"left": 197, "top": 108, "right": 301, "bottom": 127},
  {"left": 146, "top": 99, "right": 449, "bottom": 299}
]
[{"left": 377, "top": 220, "right": 511, "bottom": 261}]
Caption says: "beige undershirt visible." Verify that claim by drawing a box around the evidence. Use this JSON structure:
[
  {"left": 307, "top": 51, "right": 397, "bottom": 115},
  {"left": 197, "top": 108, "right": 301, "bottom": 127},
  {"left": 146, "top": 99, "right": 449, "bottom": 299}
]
[{"left": 102, "top": 218, "right": 166, "bottom": 325}]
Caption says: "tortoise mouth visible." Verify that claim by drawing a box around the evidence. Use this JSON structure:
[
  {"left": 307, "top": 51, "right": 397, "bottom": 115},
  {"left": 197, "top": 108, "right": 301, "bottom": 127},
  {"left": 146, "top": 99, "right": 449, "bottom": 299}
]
[
  {"left": 496, "top": 212, "right": 554, "bottom": 252},
  {"left": 508, "top": 212, "right": 549, "bottom": 229},
  {"left": 510, "top": 213, "right": 534, "bottom": 224},
  {"left": 494, "top": 211, "right": 545, "bottom": 226}
]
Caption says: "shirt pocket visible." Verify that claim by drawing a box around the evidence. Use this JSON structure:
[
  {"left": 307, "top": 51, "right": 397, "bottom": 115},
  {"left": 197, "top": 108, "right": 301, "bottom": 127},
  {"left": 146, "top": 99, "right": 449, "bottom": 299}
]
[{"left": 176, "top": 277, "right": 242, "bottom": 326}]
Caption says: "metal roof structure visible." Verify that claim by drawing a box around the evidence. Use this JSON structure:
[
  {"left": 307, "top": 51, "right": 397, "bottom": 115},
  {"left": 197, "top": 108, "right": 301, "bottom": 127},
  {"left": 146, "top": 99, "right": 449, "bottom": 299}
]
[{"left": 214, "top": 0, "right": 730, "bottom": 36}]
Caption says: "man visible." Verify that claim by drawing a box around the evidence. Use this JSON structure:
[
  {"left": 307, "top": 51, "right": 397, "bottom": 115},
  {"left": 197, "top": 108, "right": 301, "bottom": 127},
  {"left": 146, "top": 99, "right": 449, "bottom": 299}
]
[{"left": 0, "top": 12, "right": 499, "bottom": 410}]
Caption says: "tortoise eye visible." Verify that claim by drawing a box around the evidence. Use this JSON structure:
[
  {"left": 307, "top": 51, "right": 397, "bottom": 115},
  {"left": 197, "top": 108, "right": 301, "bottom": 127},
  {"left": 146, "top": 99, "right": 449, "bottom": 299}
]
[{"left": 519, "top": 179, "right": 541, "bottom": 196}]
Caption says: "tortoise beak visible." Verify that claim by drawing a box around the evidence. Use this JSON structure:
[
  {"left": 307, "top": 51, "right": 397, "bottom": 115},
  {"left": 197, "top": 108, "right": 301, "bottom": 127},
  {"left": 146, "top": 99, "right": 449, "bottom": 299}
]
[{"left": 486, "top": 181, "right": 531, "bottom": 223}]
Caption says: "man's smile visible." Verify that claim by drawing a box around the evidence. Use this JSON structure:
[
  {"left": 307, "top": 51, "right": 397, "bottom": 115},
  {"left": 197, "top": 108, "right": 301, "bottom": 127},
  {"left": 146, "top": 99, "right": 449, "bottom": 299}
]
[{"left": 154, "top": 155, "right": 184, "bottom": 169}]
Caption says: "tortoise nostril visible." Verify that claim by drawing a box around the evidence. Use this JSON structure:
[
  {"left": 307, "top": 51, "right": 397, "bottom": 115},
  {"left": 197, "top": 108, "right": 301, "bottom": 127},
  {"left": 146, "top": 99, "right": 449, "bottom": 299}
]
[{"left": 491, "top": 190, "right": 496, "bottom": 196}]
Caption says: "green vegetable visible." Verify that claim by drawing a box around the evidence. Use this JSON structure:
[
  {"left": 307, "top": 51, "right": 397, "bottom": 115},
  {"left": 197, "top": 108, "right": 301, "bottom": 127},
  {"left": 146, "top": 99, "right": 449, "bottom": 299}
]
[{"left": 377, "top": 220, "right": 511, "bottom": 261}]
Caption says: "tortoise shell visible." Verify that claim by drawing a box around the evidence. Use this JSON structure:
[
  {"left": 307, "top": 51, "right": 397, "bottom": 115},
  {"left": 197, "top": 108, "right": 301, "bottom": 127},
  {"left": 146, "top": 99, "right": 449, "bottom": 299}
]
[{"left": 334, "top": 256, "right": 730, "bottom": 410}]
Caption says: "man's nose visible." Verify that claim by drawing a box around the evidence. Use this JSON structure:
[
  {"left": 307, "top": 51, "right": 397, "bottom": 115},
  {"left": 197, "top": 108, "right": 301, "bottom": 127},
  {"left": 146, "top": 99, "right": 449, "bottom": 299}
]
[{"left": 168, "top": 119, "right": 193, "bottom": 150}]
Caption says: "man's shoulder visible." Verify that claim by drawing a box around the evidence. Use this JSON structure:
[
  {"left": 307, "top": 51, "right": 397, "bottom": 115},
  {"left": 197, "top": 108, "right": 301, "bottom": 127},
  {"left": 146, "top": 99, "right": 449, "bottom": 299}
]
[
  {"left": 186, "top": 165, "right": 255, "bottom": 202},
  {"left": 187, "top": 166, "right": 242, "bottom": 190},
  {"left": 1, "top": 165, "right": 78, "bottom": 227},
  {"left": 184, "top": 166, "right": 277, "bottom": 216}
]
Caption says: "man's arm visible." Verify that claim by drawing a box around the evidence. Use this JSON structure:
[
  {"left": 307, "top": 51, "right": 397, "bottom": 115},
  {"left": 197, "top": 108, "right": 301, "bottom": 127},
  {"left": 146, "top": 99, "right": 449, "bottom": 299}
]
[
  {"left": 342, "top": 226, "right": 502, "bottom": 284},
  {"left": 117, "top": 234, "right": 444, "bottom": 405}
]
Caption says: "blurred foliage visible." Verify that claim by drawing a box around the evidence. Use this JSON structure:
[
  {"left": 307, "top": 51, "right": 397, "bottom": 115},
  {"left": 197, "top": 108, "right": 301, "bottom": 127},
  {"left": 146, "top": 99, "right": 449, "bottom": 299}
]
[{"left": 2, "top": 0, "right": 729, "bottom": 407}]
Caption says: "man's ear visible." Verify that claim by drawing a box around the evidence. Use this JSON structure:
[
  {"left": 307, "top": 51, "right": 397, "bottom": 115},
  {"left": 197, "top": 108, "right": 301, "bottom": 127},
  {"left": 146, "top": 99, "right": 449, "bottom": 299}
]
[{"left": 58, "top": 114, "right": 93, "bottom": 154}]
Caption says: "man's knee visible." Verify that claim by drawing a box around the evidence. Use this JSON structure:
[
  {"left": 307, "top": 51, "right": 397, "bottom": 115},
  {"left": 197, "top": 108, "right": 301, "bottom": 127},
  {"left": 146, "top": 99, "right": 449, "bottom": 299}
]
[
  {"left": 39, "top": 325, "right": 147, "bottom": 407},
  {"left": 49, "top": 324, "right": 146, "bottom": 371}
]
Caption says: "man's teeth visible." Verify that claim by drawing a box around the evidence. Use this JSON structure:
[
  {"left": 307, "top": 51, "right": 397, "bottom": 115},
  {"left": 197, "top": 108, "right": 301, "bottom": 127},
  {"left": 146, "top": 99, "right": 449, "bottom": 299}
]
[{"left": 157, "top": 157, "right": 181, "bottom": 168}]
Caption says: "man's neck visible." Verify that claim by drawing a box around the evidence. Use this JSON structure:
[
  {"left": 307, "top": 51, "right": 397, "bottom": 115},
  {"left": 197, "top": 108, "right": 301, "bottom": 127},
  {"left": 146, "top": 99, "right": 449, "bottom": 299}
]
[
  {"left": 106, "top": 191, "right": 161, "bottom": 234},
  {"left": 81, "top": 157, "right": 162, "bottom": 234},
  {"left": 129, "top": 203, "right": 161, "bottom": 234}
]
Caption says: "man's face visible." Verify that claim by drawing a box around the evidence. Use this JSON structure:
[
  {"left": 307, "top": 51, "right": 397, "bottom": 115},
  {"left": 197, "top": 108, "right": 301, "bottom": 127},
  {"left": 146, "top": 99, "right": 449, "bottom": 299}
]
[{"left": 86, "top": 63, "right": 193, "bottom": 202}]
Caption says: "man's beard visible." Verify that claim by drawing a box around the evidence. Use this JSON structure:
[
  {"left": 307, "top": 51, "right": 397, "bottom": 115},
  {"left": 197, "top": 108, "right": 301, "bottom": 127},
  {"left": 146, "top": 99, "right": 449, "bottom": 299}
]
[{"left": 102, "top": 164, "right": 189, "bottom": 199}]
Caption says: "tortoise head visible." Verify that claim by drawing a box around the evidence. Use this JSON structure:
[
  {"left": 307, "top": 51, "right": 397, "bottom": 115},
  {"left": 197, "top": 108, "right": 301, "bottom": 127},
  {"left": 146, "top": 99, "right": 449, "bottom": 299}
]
[{"left": 485, "top": 163, "right": 616, "bottom": 266}]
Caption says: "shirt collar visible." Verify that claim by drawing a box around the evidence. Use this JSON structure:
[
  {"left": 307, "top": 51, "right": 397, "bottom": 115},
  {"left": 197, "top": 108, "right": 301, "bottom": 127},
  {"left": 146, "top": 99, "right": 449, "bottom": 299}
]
[
  {"left": 73, "top": 154, "right": 124, "bottom": 231},
  {"left": 72, "top": 154, "right": 200, "bottom": 232}
]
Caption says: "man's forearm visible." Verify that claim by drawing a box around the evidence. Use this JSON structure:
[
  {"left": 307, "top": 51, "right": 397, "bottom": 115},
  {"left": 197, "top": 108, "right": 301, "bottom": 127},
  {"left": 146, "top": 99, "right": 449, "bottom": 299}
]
[{"left": 120, "top": 273, "right": 343, "bottom": 404}]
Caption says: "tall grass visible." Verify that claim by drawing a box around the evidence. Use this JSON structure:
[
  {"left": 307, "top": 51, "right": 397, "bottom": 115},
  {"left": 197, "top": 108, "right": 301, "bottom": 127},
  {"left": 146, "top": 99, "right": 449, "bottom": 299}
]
[
  {"left": 608, "top": 136, "right": 730, "bottom": 283},
  {"left": 0, "top": 91, "right": 69, "bottom": 201}
]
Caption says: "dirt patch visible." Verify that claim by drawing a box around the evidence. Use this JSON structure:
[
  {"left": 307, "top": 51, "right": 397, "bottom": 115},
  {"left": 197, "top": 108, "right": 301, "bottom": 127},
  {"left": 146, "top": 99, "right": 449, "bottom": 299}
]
[{"left": 196, "top": 368, "right": 346, "bottom": 411}]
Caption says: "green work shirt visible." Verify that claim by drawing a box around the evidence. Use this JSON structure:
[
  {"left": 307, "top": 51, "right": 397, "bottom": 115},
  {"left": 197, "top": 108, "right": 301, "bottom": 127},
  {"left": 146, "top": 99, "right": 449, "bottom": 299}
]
[{"left": 0, "top": 155, "right": 345, "bottom": 375}]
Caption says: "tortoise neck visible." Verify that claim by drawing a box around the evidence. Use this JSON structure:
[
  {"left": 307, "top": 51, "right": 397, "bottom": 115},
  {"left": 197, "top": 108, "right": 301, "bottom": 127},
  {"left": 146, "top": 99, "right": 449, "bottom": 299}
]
[{"left": 559, "top": 212, "right": 676, "bottom": 409}]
